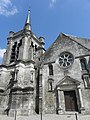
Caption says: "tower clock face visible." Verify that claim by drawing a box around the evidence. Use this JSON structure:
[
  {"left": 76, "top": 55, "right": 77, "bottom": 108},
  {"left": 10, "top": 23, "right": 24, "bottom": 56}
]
[{"left": 58, "top": 52, "right": 74, "bottom": 68}]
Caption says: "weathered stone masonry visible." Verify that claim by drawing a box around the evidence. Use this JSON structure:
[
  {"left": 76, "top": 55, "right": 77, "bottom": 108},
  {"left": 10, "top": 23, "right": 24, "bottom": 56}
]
[{"left": 0, "top": 10, "right": 90, "bottom": 116}]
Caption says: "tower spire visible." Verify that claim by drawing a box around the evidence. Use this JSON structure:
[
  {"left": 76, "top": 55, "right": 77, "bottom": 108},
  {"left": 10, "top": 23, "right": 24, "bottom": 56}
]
[{"left": 24, "top": 9, "right": 31, "bottom": 30}]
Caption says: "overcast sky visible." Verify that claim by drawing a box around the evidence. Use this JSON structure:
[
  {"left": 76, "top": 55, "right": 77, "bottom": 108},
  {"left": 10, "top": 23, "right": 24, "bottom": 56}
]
[{"left": 0, "top": 0, "right": 90, "bottom": 63}]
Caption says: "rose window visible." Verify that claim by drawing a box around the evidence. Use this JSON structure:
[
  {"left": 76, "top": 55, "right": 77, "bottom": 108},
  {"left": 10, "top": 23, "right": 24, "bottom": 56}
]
[{"left": 59, "top": 52, "right": 74, "bottom": 68}]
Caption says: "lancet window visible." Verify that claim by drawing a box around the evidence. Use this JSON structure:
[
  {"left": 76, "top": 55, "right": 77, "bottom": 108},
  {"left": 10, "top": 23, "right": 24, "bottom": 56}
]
[
  {"left": 48, "top": 79, "right": 54, "bottom": 92},
  {"left": 48, "top": 64, "right": 53, "bottom": 75}
]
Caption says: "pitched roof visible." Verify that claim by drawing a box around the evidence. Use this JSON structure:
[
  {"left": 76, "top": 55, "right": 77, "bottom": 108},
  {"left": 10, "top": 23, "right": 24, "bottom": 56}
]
[
  {"left": 42, "top": 33, "right": 90, "bottom": 63},
  {"left": 45, "top": 32, "right": 90, "bottom": 55},
  {"left": 62, "top": 33, "right": 90, "bottom": 50}
]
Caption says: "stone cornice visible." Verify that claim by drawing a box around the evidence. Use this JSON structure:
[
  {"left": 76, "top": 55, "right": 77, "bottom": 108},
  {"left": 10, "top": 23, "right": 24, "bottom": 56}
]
[{"left": 0, "top": 59, "right": 35, "bottom": 69}]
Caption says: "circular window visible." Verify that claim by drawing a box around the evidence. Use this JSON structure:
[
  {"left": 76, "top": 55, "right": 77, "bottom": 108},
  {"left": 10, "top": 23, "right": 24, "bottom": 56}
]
[{"left": 58, "top": 52, "right": 74, "bottom": 68}]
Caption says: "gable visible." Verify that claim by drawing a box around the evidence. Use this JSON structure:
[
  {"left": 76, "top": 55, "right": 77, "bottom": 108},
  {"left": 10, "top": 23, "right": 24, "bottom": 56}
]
[
  {"left": 55, "top": 76, "right": 81, "bottom": 89},
  {"left": 43, "top": 33, "right": 90, "bottom": 64},
  {"left": 64, "top": 33, "right": 90, "bottom": 50}
]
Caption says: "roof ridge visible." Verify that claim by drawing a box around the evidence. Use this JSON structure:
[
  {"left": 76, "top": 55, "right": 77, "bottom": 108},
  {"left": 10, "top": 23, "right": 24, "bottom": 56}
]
[{"left": 61, "top": 32, "right": 90, "bottom": 41}]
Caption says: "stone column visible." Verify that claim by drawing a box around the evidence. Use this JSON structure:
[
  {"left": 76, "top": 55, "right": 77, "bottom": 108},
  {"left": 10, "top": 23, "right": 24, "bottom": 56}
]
[
  {"left": 57, "top": 87, "right": 62, "bottom": 110},
  {"left": 83, "top": 78, "right": 88, "bottom": 88},
  {"left": 78, "top": 85, "right": 85, "bottom": 110}
]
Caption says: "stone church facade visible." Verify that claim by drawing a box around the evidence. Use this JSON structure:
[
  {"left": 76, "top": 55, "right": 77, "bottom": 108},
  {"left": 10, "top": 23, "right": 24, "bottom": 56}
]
[{"left": 0, "top": 10, "right": 90, "bottom": 116}]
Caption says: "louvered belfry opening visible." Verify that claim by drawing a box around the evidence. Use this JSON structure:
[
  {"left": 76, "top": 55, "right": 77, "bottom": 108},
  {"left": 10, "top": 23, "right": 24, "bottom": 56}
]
[{"left": 10, "top": 40, "right": 22, "bottom": 63}]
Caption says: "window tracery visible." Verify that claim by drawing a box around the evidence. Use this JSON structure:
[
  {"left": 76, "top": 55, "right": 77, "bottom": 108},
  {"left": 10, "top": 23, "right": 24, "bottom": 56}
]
[{"left": 58, "top": 52, "right": 74, "bottom": 68}]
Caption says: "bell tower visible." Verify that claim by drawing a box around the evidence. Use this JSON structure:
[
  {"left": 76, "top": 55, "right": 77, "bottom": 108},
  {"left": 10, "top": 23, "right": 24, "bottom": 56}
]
[
  {"left": 0, "top": 9, "right": 45, "bottom": 116},
  {"left": 3, "top": 9, "right": 45, "bottom": 65}
]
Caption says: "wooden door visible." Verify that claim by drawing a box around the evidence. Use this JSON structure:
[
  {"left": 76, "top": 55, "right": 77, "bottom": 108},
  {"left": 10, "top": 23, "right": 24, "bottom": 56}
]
[{"left": 64, "top": 90, "right": 78, "bottom": 111}]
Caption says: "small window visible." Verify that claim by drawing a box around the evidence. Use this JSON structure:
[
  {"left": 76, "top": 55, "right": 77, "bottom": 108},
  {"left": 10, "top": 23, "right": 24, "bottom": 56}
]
[
  {"left": 48, "top": 79, "right": 54, "bottom": 92},
  {"left": 31, "top": 41, "right": 34, "bottom": 47},
  {"left": 31, "top": 72, "right": 34, "bottom": 83},
  {"left": 35, "top": 45, "right": 37, "bottom": 51},
  {"left": 38, "top": 58, "right": 40, "bottom": 61},
  {"left": 48, "top": 64, "right": 53, "bottom": 75},
  {"left": 80, "top": 58, "right": 87, "bottom": 70}
]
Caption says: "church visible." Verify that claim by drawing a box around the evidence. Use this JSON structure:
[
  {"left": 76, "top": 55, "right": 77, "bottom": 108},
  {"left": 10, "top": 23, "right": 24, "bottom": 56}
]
[{"left": 0, "top": 9, "right": 90, "bottom": 116}]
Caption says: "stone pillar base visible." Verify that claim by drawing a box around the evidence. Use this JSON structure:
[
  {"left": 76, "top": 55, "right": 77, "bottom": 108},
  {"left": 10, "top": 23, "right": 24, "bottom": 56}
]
[
  {"left": 80, "top": 107, "right": 85, "bottom": 111},
  {"left": 57, "top": 108, "right": 63, "bottom": 114}
]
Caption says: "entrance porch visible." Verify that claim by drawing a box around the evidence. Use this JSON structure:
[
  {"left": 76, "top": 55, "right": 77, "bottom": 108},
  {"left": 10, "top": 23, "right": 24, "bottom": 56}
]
[{"left": 55, "top": 76, "right": 85, "bottom": 114}]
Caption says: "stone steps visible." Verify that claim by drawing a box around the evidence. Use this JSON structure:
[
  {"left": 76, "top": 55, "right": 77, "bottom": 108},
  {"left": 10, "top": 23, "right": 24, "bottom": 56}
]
[{"left": 0, "top": 114, "right": 90, "bottom": 120}]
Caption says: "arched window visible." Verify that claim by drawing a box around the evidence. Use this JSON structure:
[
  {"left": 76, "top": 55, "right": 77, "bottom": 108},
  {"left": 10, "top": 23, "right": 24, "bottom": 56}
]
[
  {"left": 80, "top": 58, "right": 87, "bottom": 70},
  {"left": 48, "top": 64, "right": 53, "bottom": 75},
  {"left": 48, "top": 79, "right": 54, "bottom": 91}
]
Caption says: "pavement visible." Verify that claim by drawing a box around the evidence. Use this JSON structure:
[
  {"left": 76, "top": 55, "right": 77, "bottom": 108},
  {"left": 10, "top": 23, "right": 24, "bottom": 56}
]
[{"left": 0, "top": 114, "right": 90, "bottom": 120}]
